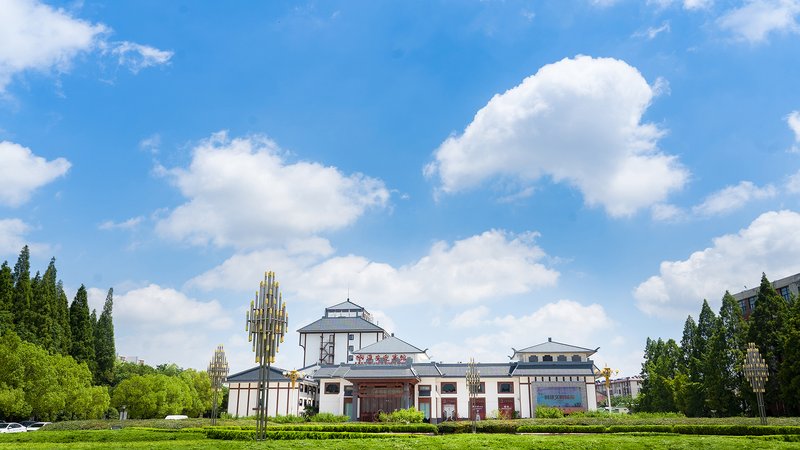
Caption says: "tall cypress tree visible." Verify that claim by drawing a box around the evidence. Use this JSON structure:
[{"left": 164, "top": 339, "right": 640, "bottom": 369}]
[
  {"left": 779, "top": 295, "right": 800, "bottom": 415},
  {"left": 747, "top": 274, "right": 789, "bottom": 415},
  {"left": 29, "top": 271, "right": 43, "bottom": 346},
  {"left": 11, "top": 245, "right": 34, "bottom": 342},
  {"left": 0, "top": 261, "right": 13, "bottom": 333},
  {"left": 38, "top": 258, "right": 59, "bottom": 353},
  {"left": 56, "top": 281, "right": 72, "bottom": 355},
  {"left": 94, "top": 288, "right": 116, "bottom": 385},
  {"left": 704, "top": 293, "right": 747, "bottom": 417},
  {"left": 678, "top": 312, "right": 705, "bottom": 417},
  {"left": 69, "top": 285, "right": 96, "bottom": 375}
]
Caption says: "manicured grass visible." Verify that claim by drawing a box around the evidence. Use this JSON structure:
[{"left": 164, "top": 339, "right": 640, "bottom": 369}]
[{"left": 2, "top": 431, "right": 800, "bottom": 449}]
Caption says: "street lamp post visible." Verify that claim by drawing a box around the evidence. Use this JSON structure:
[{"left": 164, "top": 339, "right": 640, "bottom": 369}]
[
  {"left": 465, "top": 358, "right": 481, "bottom": 434},
  {"left": 595, "top": 365, "right": 618, "bottom": 411},
  {"left": 282, "top": 369, "right": 306, "bottom": 416},
  {"left": 207, "top": 344, "right": 229, "bottom": 426},
  {"left": 246, "top": 271, "right": 288, "bottom": 441},
  {"left": 744, "top": 342, "right": 769, "bottom": 425}
]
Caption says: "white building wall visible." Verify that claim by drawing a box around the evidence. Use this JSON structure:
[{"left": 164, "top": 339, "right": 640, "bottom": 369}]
[
  {"left": 319, "top": 381, "right": 345, "bottom": 415},
  {"left": 227, "top": 381, "right": 316, "bottom": 418},
  {"left": 302, "top": 331, "right": 385, "bottom": 366}
]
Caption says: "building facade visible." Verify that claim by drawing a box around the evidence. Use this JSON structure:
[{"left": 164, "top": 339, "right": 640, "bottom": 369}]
[
  {"left": 733, "top": 272, "right": 800, "bottom": 319},
  {"left": 228, "top": 300, "right": 600, "bottom": 421}
]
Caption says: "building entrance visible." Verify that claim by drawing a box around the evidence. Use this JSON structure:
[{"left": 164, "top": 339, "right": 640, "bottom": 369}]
[{"left": 354, "top": 381, "right": 415, "bottom": 421}]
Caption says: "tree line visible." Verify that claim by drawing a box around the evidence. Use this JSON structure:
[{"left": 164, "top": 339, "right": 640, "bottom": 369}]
[
  {"left": 638, "top": 273, "right": 800, "bottom": 417},
  {"left": 0, "top": 245, "right": 218, "bottom": 421}
]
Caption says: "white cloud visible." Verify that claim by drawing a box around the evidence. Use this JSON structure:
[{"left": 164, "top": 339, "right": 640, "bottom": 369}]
[
  {"left": 116, "top": 284, "right": 233, "bottom": 329},
  {"left": 0, "top": 218, "right": 39, "bottom": 257},
  {"left": 651, "top": 203, "right": 686, "bottom": 222},
  {"left": 98, "top": 216, "right": 144, "bottom": 231},
  {"left": 190, "top": 230, "right": 559, "bottom": 308},
  {"left": 648, "top": 0, "right": 713, "bottom": 10},
  {"left": 139, "top": 134, "right": 161, "bottom": 155},
  {"left": 0, "top": 0, "right": 171, "bottom": 92},
  {"left": 0, "top": 0, "right": 105, "bottom": 91},
  {"left": 634, "top": 210, "right": 800, "bottom": 318},
  {"left": 718, "top": 0, "right": 800, "bottom": 44},
  {"left": 691, "top": 181, "right": 777, "bottom": 216},
  {"left": 109, "top": 41, "right": 173, "bottom": 74},
  {"left": 635, "top": 21, "right": 672, "bottom": 39},
  {"left": 788, "top": 110, "right": 800, "bottom": 152},
  {"left": 424, "top": 55, "right": 688, "bottom": 217},
  {"left": 0, "top": 141, "right": 71, "bottom": 207},
  {"left": 786, "top": 170, "right": 800, "bottom": 193},
  {"left": 449, "top": 306, "right": 491, "bottom": 328},
  {"left": 156, "top": 132, "right": 389, "bottom": 248},
  {"left": 428, "top": 300, "right": 612, "bottom": 363}
]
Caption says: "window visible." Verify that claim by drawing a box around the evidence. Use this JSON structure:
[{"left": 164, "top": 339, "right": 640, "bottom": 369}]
[
  {"left": 348, "top": 334, "right": 354, "bottom": 340},
  {"left": 557, "top": 355, "right": 567, "bottom": 362},
  {"left": 543, "top": 355, "right": 553, "bottom": 362},
  {"left": 348, "top": 345, "right": 354, "bottom": 352},
  {"left": 324, "top": 383, "right": 340, "bottom": 394},
  {"left": 749, "top": 297, "right": 757, "bottom": 311},
  {"left": 347, "top": 355, "right": 353, "bottom": 362},
  {"left": 441, "top": 382, "right": 457, "bottom": 394},
  {"left": 419, "top": 385, "right": 431, "bottom": 397},
  {"left": 528, "top": 355, "right": 538, "bottom": 362},
  {"left": 498, "top": 382, "right": 514, "bottom": 394},
  {"left": 571, "top": 355, "right": 581, "bottom": 362},
  {"left": 344, "top": 385, "right": 353, "bottom": 397},
  {"left": 779, "top": 286, "right": 791, "bottom": 301},
  {"left": 739, "top": 300, "right": 746, "bottom": 314}
]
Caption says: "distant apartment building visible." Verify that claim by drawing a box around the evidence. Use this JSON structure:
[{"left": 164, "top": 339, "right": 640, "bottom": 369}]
[
  {"left": 595, "top": 376, "right": 642, "bottom": 404},
  {"left": 732, "top": 272, "right": 800, "bottom": 319}
]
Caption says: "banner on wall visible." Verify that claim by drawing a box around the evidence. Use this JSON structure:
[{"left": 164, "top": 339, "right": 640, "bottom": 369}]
[{"left": 536, "top": 386, "right": 582, "bottom": 408}]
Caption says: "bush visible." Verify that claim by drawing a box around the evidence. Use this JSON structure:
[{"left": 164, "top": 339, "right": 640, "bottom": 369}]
[
  {"left": 206, "top": 429, "right": 420, "bottom": 440},
  {"left": 535, "top": 406, "right": 564, "bottom": 418},
  {"left": 308, "top": 412, "right": 349, "bottom": 423},
  {"left": 377, "top": 407, "right": 424, "bottom": 423},
  {"left": 267, "top": 414, "right": 306, "bottom": 424}
]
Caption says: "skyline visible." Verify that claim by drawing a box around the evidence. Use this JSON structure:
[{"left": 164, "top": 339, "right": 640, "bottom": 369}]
[{"left": 1, "top": 0, "right": 800, "bottom": 376}]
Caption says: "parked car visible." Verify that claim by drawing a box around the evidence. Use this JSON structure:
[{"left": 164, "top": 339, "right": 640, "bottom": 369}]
[
  {"left": 25, "top": 422, "right": 51, "bottom": 431},
  {"left": 164, "top": 415, "right": 188, "bottom": 420},
  {"left": 19, "top": 421, "right": 37, "bottom": 428},
  {"left": 0, "top": 422, "right": 27, "bottom": 433}
]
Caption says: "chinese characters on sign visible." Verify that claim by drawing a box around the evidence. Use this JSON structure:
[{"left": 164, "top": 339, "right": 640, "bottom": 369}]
[{"left": 355, "top": 354, "right": 408, "bottom": 364}]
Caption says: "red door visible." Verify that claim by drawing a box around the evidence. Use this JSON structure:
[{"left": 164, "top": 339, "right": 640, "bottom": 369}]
[{"left": 498, "top": 398, "right": 514, "bottom": 419}]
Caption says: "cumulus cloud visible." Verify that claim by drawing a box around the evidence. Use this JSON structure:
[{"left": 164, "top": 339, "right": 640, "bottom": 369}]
[
  {"left": 0, "top": 0, "right": 171, "bottom": 92},
  {"left": 691, "top": 181, "right": 777, "bottom": 216},
  {"left": 0, "top": 141, "right": 71, "bottom": 207},
  {"left": 634, "top": 210, "right": 800, "bottom": 318},
  {"left": 428, "top": 300, "right": 612, "bottom": 363},
  {"left": 116, "top": 284, "right": 233, "bottom": 329},
  {"left": 424, "top": 55, "right": 688, "bottom": 217},
  {"left": 155, "top": 132, "right": 389, "bottom": 248},
  {"left": 718, "top": 0, "right": 800, "bottom": 44},
  {"left": 108, "top": 41, "right": 173, "bottom": 74},
  {"left": 787, "top": 171, "right": 800, "bottom": 193},
  {"left": 98, "top": 216, "right": 144, "bottom": 231},
  {"left": 0, "top": 218, "right": 41, "bottom": 256},
  {"left": 788, "top": 110, "right": 800, "bottom": 152},
  {"left": 190, "top": 230, "right": 559, "bottom": 308}
]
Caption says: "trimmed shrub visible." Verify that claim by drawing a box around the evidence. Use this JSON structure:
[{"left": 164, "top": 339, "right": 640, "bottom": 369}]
[
  {"left": 206, "top": 429, "right": 420, "bottom": 440},
  {"left": 377, "top": 407, "right": 424, "bottom": 423},
  {"left": 535, "top": 406, "right": 564, "bottom": 418},
  {"left": 309, "top": 412, "right": 349, "bottom": 423}
]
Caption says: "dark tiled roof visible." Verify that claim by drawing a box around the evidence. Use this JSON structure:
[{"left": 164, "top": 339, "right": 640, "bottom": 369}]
[
  {"left": 436, "top": 363, "right": 514, "bottom": 377},
  {"left": 514, "top": 340, "right": 597, "bottom": 355},
  {"left": 510, "top": 362, "right": 595, "bottom": 376},
  {"left": 325, "top": 299, "right": 365, "bottom": 311},
  {"left": 297, "top": 317, "right": 385, "bottom": 333},
  {"left": 412, "top": 363, "right": 443, "bottom": 377},
  {"left": 353, "top": 336, "right": 425, "bottom": 355},
  {"left": 227, "top": 365, "right": 290, "bottom": 382},
  {"left": 345, "top": 365, "right": 419, "bottom": 380}
]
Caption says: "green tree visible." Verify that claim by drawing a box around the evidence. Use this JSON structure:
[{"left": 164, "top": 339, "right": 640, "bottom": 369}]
[
  {"left": 56, "top": 281, "right": 71, "bottom": 355},
  {"left": 69, "top": 285, "right": 96, "bottom": 376},
  {"left": 747, "top": 274, "right": 789, "bottom": 415},
  {"left": 11, "top": 246, "right": 34, "bottom": 341},
  {"left": 779, "top": 294, "right": 800, "bottom": 415},
  {"left": 677, "top": 314, "right": 704, "bottom": 417},
  {"left": 705, "top": 291, "right": 748, "bottom": 416},
  {"left": 113, "top": 360, "right": 156, "bottom": 387},
  {"left": 111, "top": 373, "right": 192, "bottom": 419},
  {"left": 0, "top": 262, "right": 13, "bottom": 333},
  {"left": 93, "top": 288, "right": 116, "bottom": 385},
  {"left": 30, "top": 265, "right": 55, "bottom": 351},
  {"left": 180, "top": 369, "right": 212, "bottom": 417},
  {"left": 638, "top": 338, "right": 681, "bottom": 412}
]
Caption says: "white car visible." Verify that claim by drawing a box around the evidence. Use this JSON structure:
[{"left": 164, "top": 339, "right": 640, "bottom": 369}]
[
  {"left": 164, "top": 415, "right": 188, "bottom": 420},
  {"left": 0, "top": 422, "right": 27, "bottom": 433},
  {"left": 25, "top": 422, "right": 51, "bottom": 431}
]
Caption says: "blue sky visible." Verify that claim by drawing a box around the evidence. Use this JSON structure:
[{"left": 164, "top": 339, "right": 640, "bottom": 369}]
[{"left": 2, "top": 0, "right": 800, "bottom": 376}]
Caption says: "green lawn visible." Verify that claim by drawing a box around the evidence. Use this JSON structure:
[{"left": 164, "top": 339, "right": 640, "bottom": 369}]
[{"left": 1, "top": 430, "right": 800, "bottom": 449}]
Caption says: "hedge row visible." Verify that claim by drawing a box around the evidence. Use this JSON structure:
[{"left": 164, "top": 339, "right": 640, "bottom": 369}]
[
  {"left": 205, "top": 423, "right": 437, "bottom": 433},
  {"left": 514, "top": 424, "right": 800, "bottom": 436},
  {"left": 436, "top": 421, "right": 800, "bottom": 436},
  {"left": 205, "top": 429, "right": 419, "bottom": 440}
]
